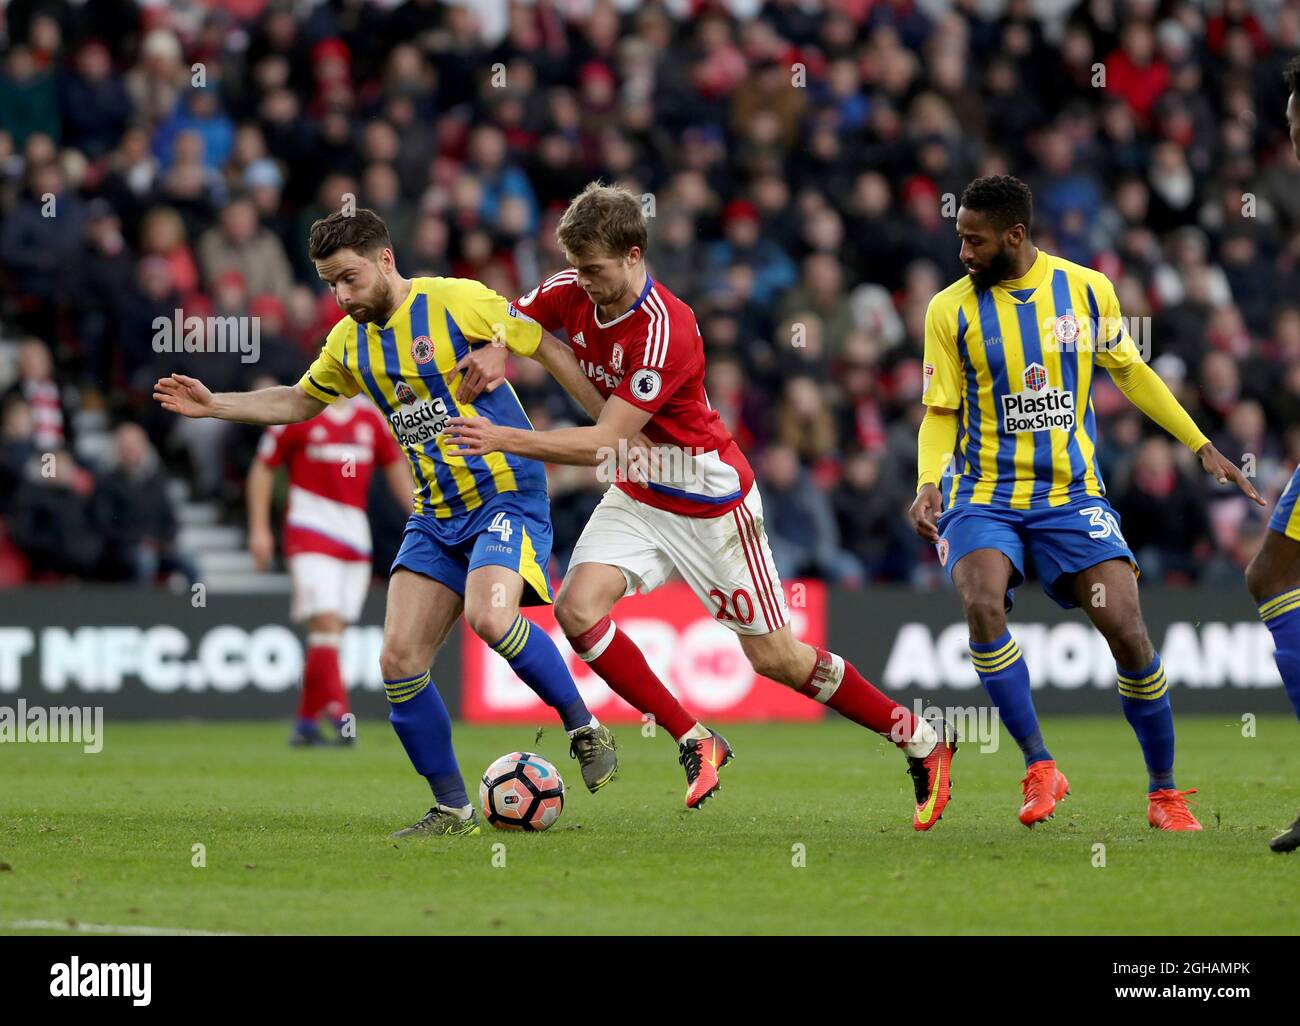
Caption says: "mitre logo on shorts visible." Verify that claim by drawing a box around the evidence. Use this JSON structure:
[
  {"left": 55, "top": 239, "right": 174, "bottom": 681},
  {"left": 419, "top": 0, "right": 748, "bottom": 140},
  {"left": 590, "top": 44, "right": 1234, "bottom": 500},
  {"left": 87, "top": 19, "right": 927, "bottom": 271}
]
[
  {"left": 411, "top": 335, "right": 435, "bottom": 365},
  {"left": 388, "top": 395, "right": 450, "bottom": 445},
  {"left": 629, "top": 368, "right": 662, "bottom": 402},
  {"left": 610, "top": 342, "right": 624, "bottom": 372},
  {"left": 1000, "top": 362, "right": 1075, "bottom": 434}
]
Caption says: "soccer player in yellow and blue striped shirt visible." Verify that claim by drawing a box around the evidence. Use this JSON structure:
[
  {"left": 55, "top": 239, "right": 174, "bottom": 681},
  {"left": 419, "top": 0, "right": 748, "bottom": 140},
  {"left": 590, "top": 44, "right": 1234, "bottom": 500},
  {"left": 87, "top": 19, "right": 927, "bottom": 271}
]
[
  {"left": 907, "top": 176, "right": 1262, "bottom": 831},
  {"left": 1246, "top": 55, "right": 1300, "bottom": 852},
  {"left": 155, "top": 208, "right": 619, "bottom": 836}
]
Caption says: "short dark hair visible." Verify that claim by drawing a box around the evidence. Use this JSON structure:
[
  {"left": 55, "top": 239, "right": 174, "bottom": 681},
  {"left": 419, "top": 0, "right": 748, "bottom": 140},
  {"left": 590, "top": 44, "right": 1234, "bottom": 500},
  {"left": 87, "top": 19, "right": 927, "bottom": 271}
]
[
  {"left": 307, "top": 208, "right": 392, "bottom": 261},
  {"left": 960, "top": 175, "right": 1034, "bottom": 234},
  {"left": 1285, "top": 54, "right": 1300, "bottom": 96}
]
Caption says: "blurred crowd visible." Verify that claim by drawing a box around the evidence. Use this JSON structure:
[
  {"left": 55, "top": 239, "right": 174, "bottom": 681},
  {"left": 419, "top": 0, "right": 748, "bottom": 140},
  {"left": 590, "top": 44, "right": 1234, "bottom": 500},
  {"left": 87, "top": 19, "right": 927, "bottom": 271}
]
[{"left": 0, "top": 0, "right": 1298, "bottom": 590}]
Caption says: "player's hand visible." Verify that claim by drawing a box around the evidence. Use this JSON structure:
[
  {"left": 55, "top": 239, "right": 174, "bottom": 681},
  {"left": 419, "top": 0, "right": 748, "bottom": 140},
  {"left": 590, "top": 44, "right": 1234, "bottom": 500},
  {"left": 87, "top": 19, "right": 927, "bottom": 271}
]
[
  {"left": 626, "top": 431, "right": 659, "bottom": 486},
  {"left": 445, "top": 415, "right": 507, "bottom": 456},
  {"left": 909, "top": 483, "right": 944, "bottom": 543},
  {"left": 154, "top": 373, "right": 215, "bottom": 418},
  {"left": 1197, "top": 442, "right": 1265, "bottom": 506},
  {"left": 248, "top": 526, "right": 275, "bottom": 571},
  {"left": 454, "top": 344, "right": 507, "bottom": 403}
]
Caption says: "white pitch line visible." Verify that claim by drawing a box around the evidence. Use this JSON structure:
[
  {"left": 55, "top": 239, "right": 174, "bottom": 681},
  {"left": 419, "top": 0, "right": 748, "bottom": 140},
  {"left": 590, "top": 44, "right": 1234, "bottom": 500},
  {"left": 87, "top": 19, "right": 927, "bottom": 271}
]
[{"left": 7, "top": 919, "right": 243, "bottom": 937}]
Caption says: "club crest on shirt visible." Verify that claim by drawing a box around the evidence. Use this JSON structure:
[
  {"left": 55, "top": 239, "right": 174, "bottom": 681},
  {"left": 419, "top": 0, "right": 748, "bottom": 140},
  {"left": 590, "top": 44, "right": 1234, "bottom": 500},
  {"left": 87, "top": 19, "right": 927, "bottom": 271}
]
[
  {"left": 1053, "top": 313, "right": 1079, "bottom": 348},
  {"left": 411, "top": 335, "right": 435, "bottom": 365},
  {"left": 395, "top": 381, "right": 417, "bottom": 405},
  {"left": 610, "top": 342, "right": 624, "bottom": 373}
]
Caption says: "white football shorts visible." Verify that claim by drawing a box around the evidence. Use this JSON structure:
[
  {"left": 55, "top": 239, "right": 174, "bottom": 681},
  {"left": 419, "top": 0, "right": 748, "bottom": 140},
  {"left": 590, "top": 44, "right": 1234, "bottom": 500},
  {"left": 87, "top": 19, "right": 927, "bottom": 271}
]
[
  {"left": 288, "top": 552, "right": 372, "bottom": 623},
  {"left": 568, "top": 484, "right": 790, "bottom": 636}
]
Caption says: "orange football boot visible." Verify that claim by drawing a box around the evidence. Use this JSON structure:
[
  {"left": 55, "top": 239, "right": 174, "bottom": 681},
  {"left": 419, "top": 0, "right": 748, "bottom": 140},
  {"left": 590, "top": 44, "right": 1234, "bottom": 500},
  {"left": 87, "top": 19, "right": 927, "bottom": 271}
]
[
  {"left": 1018, "top": 759, "right": 1070, "bottom": 827},
  {"left": 678, "top": 729, "right": 734, "bottom": 809},
  {"left": 908, "top": 721, "right": 958, "bottom": 831},
  {"left": 1147, "top": 787, "right": 1202, "bottom": 831}
]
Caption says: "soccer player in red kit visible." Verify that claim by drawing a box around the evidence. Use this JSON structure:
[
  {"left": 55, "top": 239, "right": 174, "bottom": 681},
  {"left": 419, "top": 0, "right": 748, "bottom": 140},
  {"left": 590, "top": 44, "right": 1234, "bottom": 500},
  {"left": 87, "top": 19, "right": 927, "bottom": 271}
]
[
  {"left": 248, "top": 394, "right": 414, "bottom": 745},
  {"left": 448, "top": 183, "right": 957, "bottom": 830}
]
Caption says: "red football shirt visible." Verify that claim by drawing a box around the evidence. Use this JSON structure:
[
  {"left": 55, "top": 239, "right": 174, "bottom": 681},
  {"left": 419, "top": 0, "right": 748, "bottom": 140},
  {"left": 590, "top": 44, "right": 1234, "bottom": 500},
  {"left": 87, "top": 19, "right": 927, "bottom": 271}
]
[
  {"left": 516, "top": 270, "right": 754, "bottom": 518},
  {"left": 256, "top": 399, "right": 404, "bottom": 560}
]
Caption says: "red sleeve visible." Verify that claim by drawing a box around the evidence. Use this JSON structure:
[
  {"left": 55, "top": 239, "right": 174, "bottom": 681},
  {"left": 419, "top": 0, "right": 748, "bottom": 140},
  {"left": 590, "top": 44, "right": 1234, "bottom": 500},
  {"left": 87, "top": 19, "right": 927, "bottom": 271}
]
[
  {"left": 613, "top": 299, "right": 699, "bottom": 414},
  {"left": 256, "top": 423, "right": 296, "bottom": 468},
  {"left": 513, "top": 272, "right": 572, "bottom": 335},
  {"left": 371, "top": 409, "right": 404, "bottom": 467}
]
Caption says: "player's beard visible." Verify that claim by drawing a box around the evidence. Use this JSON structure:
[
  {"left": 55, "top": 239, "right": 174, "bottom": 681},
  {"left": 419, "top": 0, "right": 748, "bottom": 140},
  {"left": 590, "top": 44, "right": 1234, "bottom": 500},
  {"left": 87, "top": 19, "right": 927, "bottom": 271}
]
[
  {"left": 353, "top": 280, "right": 394, "bottom": 323},
  {"left": 968, "top": 244, "right": 1015, "bottom": 292}
]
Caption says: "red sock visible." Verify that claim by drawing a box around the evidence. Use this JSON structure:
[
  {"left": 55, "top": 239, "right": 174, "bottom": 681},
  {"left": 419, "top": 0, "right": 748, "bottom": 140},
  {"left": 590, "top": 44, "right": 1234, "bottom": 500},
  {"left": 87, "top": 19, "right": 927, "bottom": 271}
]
[
  {"left": 297, "top": 645, "right": 327, "bottom": 720},
  {"left": 568, "top": 616, "right": 696, "bottom": 740},
  {"left": 299, "top": 636, "right": 346, "bottom": 721},
  {"left": 314, "top": 635, "right": 349, "bottom": 722},
  {"left": 798, "top": 646, "right": 918, "bottom": 747}
]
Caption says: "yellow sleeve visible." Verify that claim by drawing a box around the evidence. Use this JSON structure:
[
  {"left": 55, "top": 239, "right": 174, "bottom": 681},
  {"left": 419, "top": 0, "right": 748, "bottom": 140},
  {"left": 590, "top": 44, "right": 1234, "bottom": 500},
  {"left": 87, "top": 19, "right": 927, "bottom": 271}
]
[
  {"left": 1090, "top": 275, "right": 1208, "bottom": 452},
  {"left": 1093, "top": 276, "right": 1142, "bottom": 370},
  {"left": 921, "top": 296, "right": 962, "bottom": 410},
  {"left": 917, "top": 408, "right": 959, "bottom": 493},
  {"left": 1108, "top": 360, "right": 1209, "bottom": 453},
  {"left": 298, "top": 323, "right": 361, "bottom": 404},
  {"left": 444, "top": 277, "right": 543, "bottom": 357}
]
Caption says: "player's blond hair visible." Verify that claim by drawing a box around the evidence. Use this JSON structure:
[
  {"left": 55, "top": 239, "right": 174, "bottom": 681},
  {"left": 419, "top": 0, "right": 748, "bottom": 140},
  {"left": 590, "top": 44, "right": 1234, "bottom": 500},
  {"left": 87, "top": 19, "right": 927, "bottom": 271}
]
[{"left": 556, "top": 182, "right": 647, "bottom": 259}]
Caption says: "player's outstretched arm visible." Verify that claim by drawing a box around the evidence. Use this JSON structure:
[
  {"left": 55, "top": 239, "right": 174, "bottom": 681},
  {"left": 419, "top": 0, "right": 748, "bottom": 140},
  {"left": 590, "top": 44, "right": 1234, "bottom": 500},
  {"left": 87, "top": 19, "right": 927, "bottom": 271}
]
[
  {"left": 446, "top": 395, "right": 651, "bottom": 467},
  {"left": 154, "top": 374, "right": 326, "bottom": 425},
  {"left": 1108, "top": 361, "right": 1264, "bottom": 505}
]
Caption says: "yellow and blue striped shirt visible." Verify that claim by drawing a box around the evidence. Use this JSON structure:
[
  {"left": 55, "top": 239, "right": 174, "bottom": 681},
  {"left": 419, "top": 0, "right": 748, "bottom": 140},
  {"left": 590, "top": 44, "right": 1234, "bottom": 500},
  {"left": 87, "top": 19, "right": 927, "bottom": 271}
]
[
  {"left": 298, "top": 276, "right": 545, "bottom": 517},
  {"left": 922, "top": 250, "right": 1143, "bottom": 510}
]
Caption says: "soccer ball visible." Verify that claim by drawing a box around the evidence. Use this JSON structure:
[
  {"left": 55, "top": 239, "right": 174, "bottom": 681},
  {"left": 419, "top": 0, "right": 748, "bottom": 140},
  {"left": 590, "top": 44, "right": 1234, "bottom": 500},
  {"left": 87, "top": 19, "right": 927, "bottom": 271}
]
[{"left": 479, "top": 752, "right": 565, "bottom": 832}]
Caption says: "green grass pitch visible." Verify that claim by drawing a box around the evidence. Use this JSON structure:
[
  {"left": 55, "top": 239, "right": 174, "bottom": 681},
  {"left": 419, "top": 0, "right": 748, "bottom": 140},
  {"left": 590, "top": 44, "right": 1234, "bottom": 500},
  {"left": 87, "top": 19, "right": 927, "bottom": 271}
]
[{"left": 1, "top": 715, "right": 1295, "bottom": 935}]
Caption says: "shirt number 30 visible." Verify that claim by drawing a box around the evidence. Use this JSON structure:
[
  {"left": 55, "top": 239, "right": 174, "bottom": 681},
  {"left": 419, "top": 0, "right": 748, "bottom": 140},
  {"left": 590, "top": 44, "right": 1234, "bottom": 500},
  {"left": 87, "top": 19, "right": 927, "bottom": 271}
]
[{"left": 1078, "top": 505, "right": 1126, "bottom": 544}]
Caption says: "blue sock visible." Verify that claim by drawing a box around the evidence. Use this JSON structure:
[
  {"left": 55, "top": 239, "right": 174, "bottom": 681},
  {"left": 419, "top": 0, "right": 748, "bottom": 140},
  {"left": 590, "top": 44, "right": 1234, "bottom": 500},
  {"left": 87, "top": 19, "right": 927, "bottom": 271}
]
[
  {"left": 491, "top": 615, "right": 590, "bottom": 732},
  {"left": 1260, "top": 589, "right": 1300, "bottom": 720},
  {"left": 384, "top": 671, "right": 468, "bottom": 808},
  {"left": 970, "top": 630, "right": 1051, "bottom": 766},
  {"left": 1117, "top": 654, "right": 1176, "bottom": 792}
]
